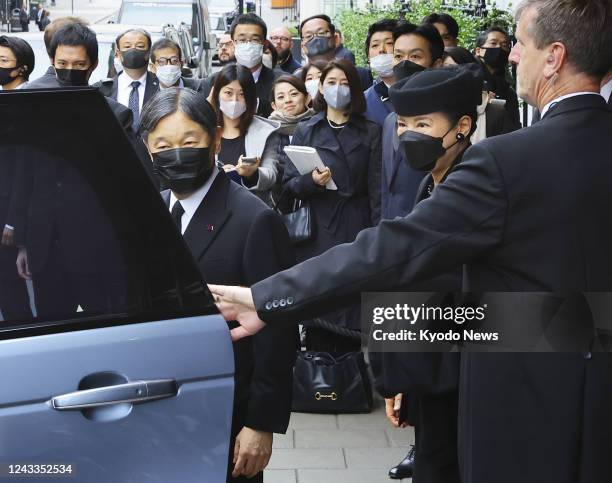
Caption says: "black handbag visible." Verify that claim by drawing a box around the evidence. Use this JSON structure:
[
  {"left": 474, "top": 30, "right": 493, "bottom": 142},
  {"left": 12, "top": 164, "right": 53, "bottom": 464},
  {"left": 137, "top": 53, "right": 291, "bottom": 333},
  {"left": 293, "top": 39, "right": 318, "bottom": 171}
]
[
  {"left": 292, "top": 350, "right": 373, "bottom": 413},
  {"left": 273, "top": 191, "right": 312, "bottom": 244}
]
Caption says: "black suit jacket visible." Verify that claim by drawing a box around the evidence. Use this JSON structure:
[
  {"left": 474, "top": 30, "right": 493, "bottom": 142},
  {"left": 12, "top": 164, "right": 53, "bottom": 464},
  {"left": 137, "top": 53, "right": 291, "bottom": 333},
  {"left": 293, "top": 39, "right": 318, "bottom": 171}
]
[
  {"left": 95, "top": 71, "right": 160, "bottom": 109},
  {"left": 202, "top": 65, "right": 281, "bottom": 117},
  {"left": 252, "top": 94, "right": 612, "bottom": 483},
  {"left": 162, "top": 172, "right": 297, "bottom": 433}
]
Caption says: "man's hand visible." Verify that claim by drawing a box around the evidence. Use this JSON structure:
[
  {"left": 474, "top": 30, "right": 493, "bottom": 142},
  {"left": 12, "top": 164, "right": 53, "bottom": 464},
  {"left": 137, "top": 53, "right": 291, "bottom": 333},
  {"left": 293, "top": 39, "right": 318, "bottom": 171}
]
[
  {"left": 312, "top": 167, "right": 332, "bottom": 187},
  {"left": 385, "top": 394, "right": 408, "bottom": 428},
  {"left": 235, "top": 156, "right": 261, "bottom": 178},
  {"left": 16, "top": 246, "right": 31, "bottom": 280},
  {"left": 232, "top": 427, "right": 273, "bottom": 478},
  {"left": 208, "top": 284, "right": 266, "bottom": 341},
  {"left": 2, "top": 226, "right": 14, "bottom": 246}
]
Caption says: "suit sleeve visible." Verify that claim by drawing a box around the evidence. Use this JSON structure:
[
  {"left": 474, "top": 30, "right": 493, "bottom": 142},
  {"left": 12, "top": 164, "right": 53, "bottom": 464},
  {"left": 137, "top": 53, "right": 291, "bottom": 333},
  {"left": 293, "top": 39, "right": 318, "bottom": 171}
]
[
  {"left": 9, "top": 147, "right": 34, "bottom": 246},
  {"left": 252, "top": 142, "right": 508, "bottom": 324},
  {"left": 281, "top": 124, "right": 325, "bottom": 199},
  {"left": 367, "top": 123, "right": 382, "bottom": 225},
  {"left": 242, "top": 209, "right": 298, "bottom": 434}
]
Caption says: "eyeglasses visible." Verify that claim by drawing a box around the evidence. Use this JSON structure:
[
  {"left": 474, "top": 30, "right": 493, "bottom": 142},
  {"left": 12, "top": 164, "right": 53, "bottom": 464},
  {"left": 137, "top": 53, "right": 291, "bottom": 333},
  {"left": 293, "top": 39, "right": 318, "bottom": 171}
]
[
  {"left": 155, "top": 56, "right": 181, "bottom": 66},
  {"left": 234, "top": 38, "right": 264, "bottom": 45},
  {"left": 302, "top": 31, "right": 332, "bottom": 42},
  {"left": 270, "top": 36, "right": 291, "bottom": 43},
  {"left": 218, "top": 41, "right": 233, "bottom": 49}
]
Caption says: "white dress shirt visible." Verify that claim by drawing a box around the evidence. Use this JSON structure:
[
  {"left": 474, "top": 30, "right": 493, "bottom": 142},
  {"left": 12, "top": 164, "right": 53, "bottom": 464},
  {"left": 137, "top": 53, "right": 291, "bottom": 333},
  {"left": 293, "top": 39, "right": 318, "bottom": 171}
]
[
  {"left": 116, "top": 71, "right": 147, "bottom": 111},
  {"left": 601, "top": 78, "right": 612, "bottom": 104},
  {"left": 251, "top": 65, "right": 263, "bottom": 83},
  {"left": 540, "top": 92, "right": 601, "bottom": 118},
  {"left": 169, "top": 169, "right": 218, "bottom": 234}
]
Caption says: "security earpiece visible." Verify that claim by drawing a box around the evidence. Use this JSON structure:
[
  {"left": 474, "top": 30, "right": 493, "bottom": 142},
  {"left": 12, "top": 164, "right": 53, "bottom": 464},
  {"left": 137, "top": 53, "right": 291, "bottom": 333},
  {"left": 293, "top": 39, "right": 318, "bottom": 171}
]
[{"left": 456, "top": 133, "right": 466, "bottom": 141}]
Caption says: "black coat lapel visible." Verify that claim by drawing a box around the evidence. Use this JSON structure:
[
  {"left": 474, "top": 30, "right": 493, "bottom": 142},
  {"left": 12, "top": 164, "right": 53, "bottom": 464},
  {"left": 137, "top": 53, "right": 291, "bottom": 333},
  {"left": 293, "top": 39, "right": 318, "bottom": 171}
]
[
  {"left": 182, "top": 173, "right": 232, "bottom": 261},
  {"left": 144, "top": 72, "right": 160, "bottom": 104}
]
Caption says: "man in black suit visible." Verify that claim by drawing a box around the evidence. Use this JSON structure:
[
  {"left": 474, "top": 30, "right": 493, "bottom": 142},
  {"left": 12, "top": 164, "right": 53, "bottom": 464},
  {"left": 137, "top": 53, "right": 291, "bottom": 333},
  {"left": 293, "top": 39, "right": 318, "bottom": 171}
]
[
  {"left": 202, "top": 13, "right": 280, "bottom": 117},
  {"left": 140, "top": 88, "right": 296, "bottom": 482},
  {"left": 14, "top": 23, "right": 149, "bottom": 318},
  {"left": 149, "top": 38, "right": 204, "bottom": 92},
  {"left": 95, "top": 28, "right": 159, "bottom": 131},
  {"left": 211, "top": 1, "right": 612, "bottom": 482}
]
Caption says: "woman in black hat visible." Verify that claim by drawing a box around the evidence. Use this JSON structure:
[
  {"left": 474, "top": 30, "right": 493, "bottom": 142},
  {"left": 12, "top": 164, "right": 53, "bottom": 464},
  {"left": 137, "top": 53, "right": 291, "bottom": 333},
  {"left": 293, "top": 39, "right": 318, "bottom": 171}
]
[{"left": 384, "top": 64, "right": 483, "bottom": 483}]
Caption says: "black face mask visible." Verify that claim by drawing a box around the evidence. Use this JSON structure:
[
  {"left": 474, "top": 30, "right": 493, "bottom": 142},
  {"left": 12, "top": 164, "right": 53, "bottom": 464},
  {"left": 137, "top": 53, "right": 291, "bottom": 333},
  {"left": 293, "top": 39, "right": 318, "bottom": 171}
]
[
  {"left": 306, "top": 36, "right": 334, "bottom": 57},
  {"left": 399, "top": 126, "right": 458, "bottom": 172},
  {"left": 121, "top": 48, "right": 150, "bottom": 69},
  {"left": 483, "top": 47, "right": 509, "bottom": 70},
  {"left": 152, "top": 147, "right": 214, "bottom": 195},
  {"left": 0, "top": 66, "right": 18, "bottom": 86},
  {"left": 392, "top": 59, "right": 426, "bottom": 81},
  {"left": 55, "top": 68, "right": 90, "bottom": 86}
]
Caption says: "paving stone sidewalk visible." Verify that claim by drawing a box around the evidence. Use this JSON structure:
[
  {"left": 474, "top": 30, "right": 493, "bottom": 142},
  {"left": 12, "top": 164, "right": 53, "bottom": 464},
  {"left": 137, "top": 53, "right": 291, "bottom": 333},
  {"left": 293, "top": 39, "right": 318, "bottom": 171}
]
[{"left": 265, "top": 397, "right": 414, "bottom": 483}]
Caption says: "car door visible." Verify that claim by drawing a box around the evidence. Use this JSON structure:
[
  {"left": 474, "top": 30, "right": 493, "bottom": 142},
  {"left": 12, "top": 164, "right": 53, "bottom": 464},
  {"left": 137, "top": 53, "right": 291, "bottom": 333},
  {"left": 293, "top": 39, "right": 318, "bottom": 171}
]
[{"left": 0, "top": 88, "right": 234, "bottom": 482}]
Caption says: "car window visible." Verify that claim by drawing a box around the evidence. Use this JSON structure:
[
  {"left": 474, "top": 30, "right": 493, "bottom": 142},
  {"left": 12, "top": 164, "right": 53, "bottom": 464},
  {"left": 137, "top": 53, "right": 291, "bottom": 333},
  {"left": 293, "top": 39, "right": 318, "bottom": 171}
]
[
  {"left": 210, "top": 16, "right": 226, "bottom": 31},
  {"left": 0, "top": 89, "right": 215, "bottom": 337},
  {"left": 119, "top": 2, "right": 193, "bottom": 27}
]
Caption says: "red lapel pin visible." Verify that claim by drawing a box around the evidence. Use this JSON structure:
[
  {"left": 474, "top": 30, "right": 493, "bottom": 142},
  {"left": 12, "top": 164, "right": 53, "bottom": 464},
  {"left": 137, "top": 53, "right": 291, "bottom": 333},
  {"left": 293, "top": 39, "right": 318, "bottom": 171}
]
[{"left": 207, "top": 224, "right": 214, "bottom": 231}]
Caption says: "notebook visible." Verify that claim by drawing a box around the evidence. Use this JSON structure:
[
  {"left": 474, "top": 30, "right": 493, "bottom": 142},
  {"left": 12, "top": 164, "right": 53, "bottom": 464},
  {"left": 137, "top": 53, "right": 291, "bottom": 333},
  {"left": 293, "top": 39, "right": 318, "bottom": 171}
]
[{"left": 283, "top": 145, "right": 338, "bottom": 190}]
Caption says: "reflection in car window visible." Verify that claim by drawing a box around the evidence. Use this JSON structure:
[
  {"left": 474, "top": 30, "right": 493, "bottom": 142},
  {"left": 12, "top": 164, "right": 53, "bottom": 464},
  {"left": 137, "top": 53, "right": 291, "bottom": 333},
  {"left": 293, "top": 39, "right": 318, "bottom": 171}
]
[{"left": 0, "top": 89, "right": 214, "bottom": 332}]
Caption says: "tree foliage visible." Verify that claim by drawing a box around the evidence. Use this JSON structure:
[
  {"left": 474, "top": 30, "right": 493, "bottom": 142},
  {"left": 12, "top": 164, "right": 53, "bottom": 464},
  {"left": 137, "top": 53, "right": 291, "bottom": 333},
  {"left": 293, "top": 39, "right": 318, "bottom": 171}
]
[{"left": 336, "top": 0, "right": 515, "bottom": 66}]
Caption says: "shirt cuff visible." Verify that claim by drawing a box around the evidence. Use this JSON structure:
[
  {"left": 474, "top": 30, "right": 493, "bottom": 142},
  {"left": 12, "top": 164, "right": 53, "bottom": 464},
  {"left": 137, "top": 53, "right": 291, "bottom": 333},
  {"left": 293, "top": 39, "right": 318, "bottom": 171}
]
[{"left": 4, "top": 225, "right": 14, "bottom": 230}]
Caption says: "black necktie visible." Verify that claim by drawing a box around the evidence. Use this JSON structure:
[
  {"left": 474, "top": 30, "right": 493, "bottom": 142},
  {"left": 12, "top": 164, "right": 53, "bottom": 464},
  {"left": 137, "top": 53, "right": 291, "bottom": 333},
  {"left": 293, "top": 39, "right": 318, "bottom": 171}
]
[{"left": 171, "top": 201, "right": 185, "bottom": 233}]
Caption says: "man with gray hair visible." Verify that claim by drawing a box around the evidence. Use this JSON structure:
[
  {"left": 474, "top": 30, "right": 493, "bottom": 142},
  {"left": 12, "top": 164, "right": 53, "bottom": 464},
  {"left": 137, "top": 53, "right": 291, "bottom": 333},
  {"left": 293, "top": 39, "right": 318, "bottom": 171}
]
[{"left": 210, "top": 1, "right": 612, "bottom": 482}]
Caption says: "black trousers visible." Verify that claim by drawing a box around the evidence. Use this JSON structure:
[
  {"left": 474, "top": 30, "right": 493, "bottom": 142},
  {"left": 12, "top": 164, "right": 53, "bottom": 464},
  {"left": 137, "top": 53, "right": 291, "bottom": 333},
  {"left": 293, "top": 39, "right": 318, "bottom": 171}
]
[
  {"left": 32, "top": 239, "right": 124, "bottom": 321},
  {"left": 0, "top": 245, "right": 32, "bottom": 321}
]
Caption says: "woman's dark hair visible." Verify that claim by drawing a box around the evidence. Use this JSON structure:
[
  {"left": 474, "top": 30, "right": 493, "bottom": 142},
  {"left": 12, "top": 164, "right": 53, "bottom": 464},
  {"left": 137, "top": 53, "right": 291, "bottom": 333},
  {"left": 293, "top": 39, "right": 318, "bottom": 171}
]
[
  {"left": 140, "top": 87, "right": 217, "bottom": 141},
  {"left": 313, "top": 59, "right": 366, "bottom": 114},
  {"left": 364, "top": 19, "right": 398, "bottom": 58},
  {"left": 444, "top": 46, "right": 478, "bottom": 65},
  {"left": 212, "top": 63, "right": 257, "bottom": 136},
  {"left": 263, "top": 39, "right": 278, "bottom": 68},
  {"left": 0, "top": 35, "right": 35, "bottom": 80},
  {"left": 49, "top": 23, "right": 98, "bottom": 64},
  {"left": 298, "top": 59, "right": 328, "bottom": 84},
  {"left": 439, "top": 105, "right": 478, "bottom": 138},
  {"left": 271, "top": 75, "right": 308, "bottom": 103}
]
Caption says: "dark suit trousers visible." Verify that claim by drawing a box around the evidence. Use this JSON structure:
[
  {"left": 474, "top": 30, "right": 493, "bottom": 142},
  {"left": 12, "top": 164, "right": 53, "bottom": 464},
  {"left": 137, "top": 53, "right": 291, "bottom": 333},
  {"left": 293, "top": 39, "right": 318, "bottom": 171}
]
[
  {"left": 32, "top": 236, "right": 121, "bottom": 320},
  {"left": 0, "top": 245, "right": 32, "bottom": 321}
]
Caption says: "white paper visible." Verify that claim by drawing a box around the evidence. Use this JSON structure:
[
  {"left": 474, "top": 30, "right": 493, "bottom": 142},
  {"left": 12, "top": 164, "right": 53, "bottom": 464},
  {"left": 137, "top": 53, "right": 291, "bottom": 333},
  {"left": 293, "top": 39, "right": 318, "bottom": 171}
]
[{"left": 283, "top": 146, "right": 338, "bottom": 190}]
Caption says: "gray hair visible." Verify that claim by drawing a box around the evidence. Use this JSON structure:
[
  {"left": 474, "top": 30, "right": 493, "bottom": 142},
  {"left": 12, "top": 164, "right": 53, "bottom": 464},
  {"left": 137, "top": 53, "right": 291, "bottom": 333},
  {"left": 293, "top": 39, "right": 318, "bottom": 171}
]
[
  {"left": 139, "top": 87, "right": 217, "bottom": 141},
  {"left": 514, "top": 0, "right": 612, "bottom": 78}
]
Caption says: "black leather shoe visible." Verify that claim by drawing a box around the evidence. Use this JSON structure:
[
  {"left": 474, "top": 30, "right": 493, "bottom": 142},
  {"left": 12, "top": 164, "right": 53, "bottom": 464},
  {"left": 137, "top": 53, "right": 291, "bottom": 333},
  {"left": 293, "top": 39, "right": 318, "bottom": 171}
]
[{"left": 388, "top": 445, "right": 415, "bottom": 480}]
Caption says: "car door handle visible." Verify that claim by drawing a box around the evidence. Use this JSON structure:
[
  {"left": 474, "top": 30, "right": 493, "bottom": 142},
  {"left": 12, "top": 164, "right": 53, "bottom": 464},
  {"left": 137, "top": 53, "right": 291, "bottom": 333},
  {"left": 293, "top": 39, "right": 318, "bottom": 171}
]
[{"left": 51, "top": 379, "right": 178, "bottom": 411}]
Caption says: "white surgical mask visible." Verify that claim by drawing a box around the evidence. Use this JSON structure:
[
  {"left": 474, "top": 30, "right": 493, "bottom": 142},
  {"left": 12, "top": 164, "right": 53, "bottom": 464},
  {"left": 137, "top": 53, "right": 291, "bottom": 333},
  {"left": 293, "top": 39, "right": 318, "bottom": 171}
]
[
  {"left": 156, "top": 65, "right": 182, "bottom": 87},
  {"left": 369, "top": 53, "right": 394, "bottom": 78},
  {"left": 305, "top": 79, "right": 320, "bottom": 100},
  {"left": 113, "top": 57, "right": 123, "bottom": 74},
  {"left": 262, "top": 53, "right": 274, "bottom": 70},
  {"left": 235, "top": 42, "right": 264, "bottom": 69},
  {"left": 323, "top": 84, "right": 351, "bottom": 110},
  {"left": 219, "top": 99, "right": 247, "bottom": 119}
]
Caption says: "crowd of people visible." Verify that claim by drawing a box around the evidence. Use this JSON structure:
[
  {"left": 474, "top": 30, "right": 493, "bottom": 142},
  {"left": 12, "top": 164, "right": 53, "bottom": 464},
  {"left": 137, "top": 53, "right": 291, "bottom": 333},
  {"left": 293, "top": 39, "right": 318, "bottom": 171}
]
[{"left": 1, "top": 0, "right": 612, "bottom": 482}]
